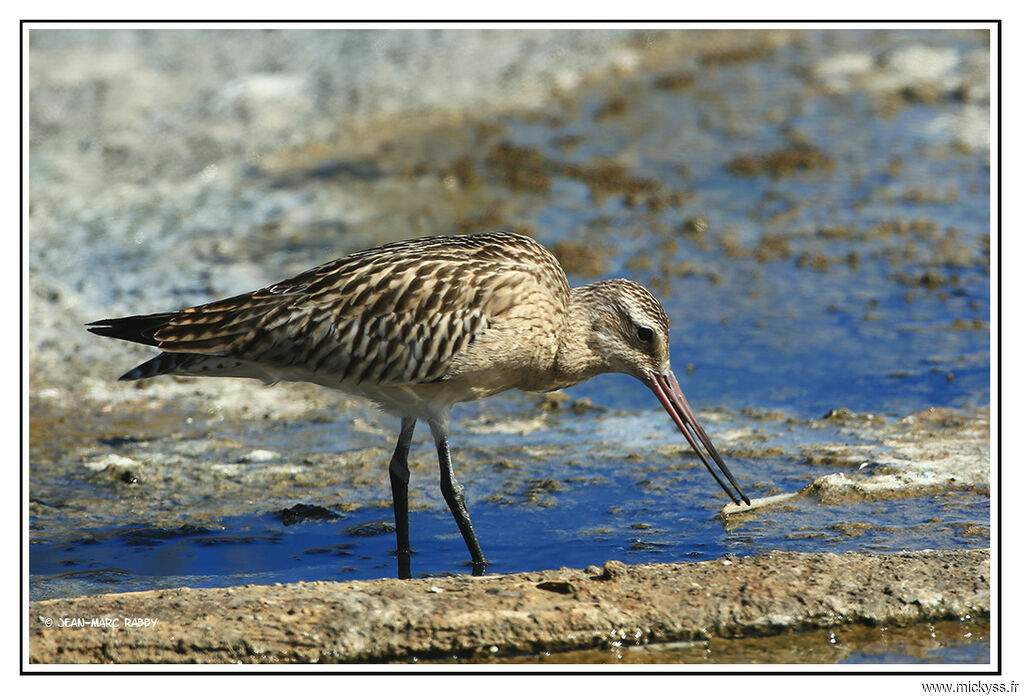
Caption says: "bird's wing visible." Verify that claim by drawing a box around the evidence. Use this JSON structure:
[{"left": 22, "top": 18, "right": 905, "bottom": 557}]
[{"left": 90, "top": 233, "right": 568, "bottom": 386}]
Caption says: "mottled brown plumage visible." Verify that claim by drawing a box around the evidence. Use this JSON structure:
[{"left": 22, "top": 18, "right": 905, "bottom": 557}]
[{"left": 88, "top": 231, "right": 747, "bottom": 574}]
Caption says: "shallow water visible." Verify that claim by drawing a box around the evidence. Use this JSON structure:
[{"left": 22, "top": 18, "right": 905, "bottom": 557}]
[
  {"left": 29, "top": 28, "right": 992, "bottom": 664},
  {"left": 473, "top": 619, "right": 990, "bottom": 665},
  {"left": 30, "top": 403, "right": 989, "bottom": 601},
  {"left": 30, "top": 485, "right": 989, "bottom": 599},
  {"left": 520, "top": 33, "right": 990, "bottom": 418}
]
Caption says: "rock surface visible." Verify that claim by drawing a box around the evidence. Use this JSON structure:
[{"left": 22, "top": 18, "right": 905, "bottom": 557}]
[{"left": 29, "top": 549, "right": 988, "bottom": 664}]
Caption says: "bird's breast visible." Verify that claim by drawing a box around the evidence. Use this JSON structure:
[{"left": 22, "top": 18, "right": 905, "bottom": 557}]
[{"left": 442, "top": 297, "right": 566, "bottom": 391}]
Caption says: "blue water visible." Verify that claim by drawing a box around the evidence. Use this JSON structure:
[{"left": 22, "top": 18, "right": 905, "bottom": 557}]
[
  {"left": 844, "top": 641, "right": 989, "bottom": 665},
  {"left": 30, "top": 442, "right": 989, "bottom": 597},
  {"left": 502, "top": 33, "right": 992, "bottom": 420},
  {"left": 542, "top": 170, "right": 987, "bottom": 419}
]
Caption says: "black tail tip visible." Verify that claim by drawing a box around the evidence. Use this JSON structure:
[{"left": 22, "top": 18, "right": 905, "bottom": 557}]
[{"left": 83, "top": 313, "right": 173, "bottom": 347}]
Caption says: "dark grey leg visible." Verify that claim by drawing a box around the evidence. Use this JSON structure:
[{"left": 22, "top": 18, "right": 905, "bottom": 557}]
[
  {"left": 388, "top": 417, "right": 416, "bottom": 579},
  {"left": 429, "top": 420, "right": 486, "bottom": 573}
]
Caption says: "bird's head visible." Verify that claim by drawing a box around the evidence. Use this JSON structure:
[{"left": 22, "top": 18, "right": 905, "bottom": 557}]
[
  {"left": 573, "top": 279, "right": 749, "bottom": 506},
  {"left": 576, "top": 278, "right": 672, "bottom": 382}
]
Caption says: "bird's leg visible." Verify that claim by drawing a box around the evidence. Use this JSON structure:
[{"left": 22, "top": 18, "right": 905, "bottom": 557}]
[
  {"left": 429, "top": 419, "right": 487, "bottom": 573},
  {"left": 388, "top": 417, "right": 417, "bottom": 580}
]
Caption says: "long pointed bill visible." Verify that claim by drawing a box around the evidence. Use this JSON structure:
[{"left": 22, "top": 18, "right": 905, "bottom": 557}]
[{"left": 649, "top": 369, "right": 750, "bottom": 506}]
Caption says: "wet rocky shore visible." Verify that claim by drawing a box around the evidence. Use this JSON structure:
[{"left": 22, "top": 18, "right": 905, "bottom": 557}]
[{"left": 29, "top": 548, "right": 989, "bottom": 664}]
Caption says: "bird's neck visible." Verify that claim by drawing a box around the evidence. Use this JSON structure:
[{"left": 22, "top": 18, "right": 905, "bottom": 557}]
[{"left": 549, "top": 285, "right": 612, "bottom": 389}]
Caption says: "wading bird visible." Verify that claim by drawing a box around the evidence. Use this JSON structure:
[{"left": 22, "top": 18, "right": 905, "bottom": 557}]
[{"left": 88, "top": 232, "right": 748, "bottom": 576}]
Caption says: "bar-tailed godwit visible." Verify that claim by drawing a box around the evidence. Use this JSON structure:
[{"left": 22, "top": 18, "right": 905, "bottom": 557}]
[{"left": 88, "top": 231, "right": 748, "bottom": 575}]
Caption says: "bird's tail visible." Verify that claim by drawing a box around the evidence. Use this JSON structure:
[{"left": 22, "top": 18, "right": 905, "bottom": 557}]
[{"left": 85, "top": 312, "right": 178, "bottom": 347}]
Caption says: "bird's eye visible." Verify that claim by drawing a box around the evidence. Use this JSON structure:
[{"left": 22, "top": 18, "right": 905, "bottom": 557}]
[{"left": 636, "top": 326, "right": 654, "bottom": 342}]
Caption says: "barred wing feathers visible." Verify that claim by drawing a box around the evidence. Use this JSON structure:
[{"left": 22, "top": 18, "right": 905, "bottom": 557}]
[{"left": 86, "top": 232, "right": 568, "bottom": 387}]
